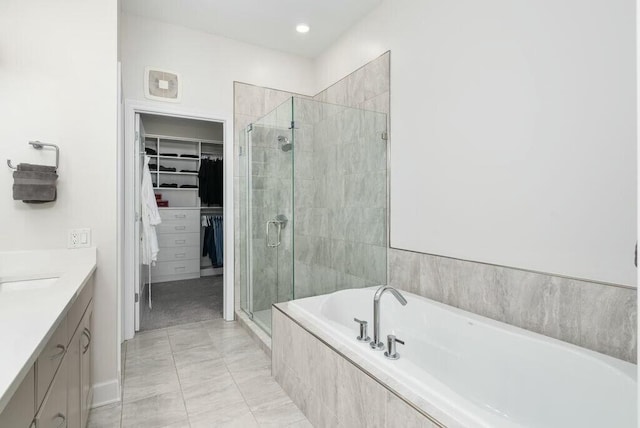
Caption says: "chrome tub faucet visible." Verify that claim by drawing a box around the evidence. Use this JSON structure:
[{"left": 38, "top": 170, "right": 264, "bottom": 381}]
[{"left": 370, "top": 285, "right": 407, "bottom": 350}]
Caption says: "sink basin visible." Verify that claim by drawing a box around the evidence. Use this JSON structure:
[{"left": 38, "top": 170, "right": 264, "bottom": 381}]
[{"left": 0, "top": 277, "right": 59, "bottom": 293}]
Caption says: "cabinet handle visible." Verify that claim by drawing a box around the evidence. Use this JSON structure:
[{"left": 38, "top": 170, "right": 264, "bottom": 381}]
[
  {"left": 54, "top": 413, "right": 66, "bottom": 428},
  {"left": 82, "top": 328, "right": 91, "bottom": 354},
  {"left": 175, "top": 253, "right": 186, "bottom": 258},
  {"left": 49, "top": 344, "right": 66, "bottom": 360}
]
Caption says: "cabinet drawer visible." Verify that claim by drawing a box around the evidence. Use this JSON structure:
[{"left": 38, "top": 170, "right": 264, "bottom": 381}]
[
  {"left": 157, "top": 221, "right": 199, "bottom": 235},
  {"left": 35, "top": 356, "right": 67, "bottom": 428},
  {"left": 151, "top": 259, "right": 200, "bottom": 277},
  {"left": 157, "top": 246, "right": 200, "bottom": 262},
  {"left": 159, "top": 209, "right": 199, "bottom": 222},
  {"left": 36, "top": 318, "right": 68, "bottom": 407},
  {"left": 0, "top": 365, "right": 35, "bottom": 427},
  {"left": 67, "top": 277, "right": 94, "bottom": 342},
  {"left": 157, "top": 232, "right": 200, "bottom": 248}
]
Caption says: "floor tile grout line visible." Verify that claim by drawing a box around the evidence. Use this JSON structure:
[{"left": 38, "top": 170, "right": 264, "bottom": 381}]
[
  {"left": 224, "top": 351, "right": 262, "bottom": 427},
  {"left": 169, "top": 330, "right": 193, "bottom": 428}
]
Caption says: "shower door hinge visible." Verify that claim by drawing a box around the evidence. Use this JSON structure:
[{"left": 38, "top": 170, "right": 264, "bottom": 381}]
[
  {"left": 381, "top": 132, "right": 388, "bottom": 140},
  {"left": 247, "top": 123, "right": 253, "bottom": 132},
  {"left": 289, "top": 121, "right": 296, "bottom": 129},
  {"left": 135, "top": 292, "right": 139, "bottom": 303}
]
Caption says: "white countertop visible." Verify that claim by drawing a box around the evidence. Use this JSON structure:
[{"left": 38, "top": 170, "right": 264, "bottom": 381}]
[{"left": 0, "top": 247, "right": 97, "bottom": 414}]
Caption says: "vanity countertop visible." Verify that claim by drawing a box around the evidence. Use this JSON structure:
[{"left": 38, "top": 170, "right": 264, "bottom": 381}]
[{"left": 0, "top": 247, "right": 97, "bottom": 414}]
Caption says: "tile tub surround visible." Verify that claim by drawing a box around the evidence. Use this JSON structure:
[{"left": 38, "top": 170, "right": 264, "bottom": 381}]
[
  {"left": 272, "top": 305, "right": 442, "bottom": 428},
  {"left": 389, "top": 248, "right": 637, "bottom": 363},
  {"left": 89, "top": 319, "right": 310, "bottom": 428}
]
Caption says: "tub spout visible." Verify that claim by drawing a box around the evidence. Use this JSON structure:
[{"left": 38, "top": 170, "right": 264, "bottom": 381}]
[{"left": 370, "top": 285, "right": 407, "bottom": 351}]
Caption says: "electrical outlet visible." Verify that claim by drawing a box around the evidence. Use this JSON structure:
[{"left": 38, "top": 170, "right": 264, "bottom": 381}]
[{"left": 68, "top": 228, "right": 91, "bottom": 249}]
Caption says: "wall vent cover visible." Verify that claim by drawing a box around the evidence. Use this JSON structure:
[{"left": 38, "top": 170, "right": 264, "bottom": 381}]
[{"left": 144, "top": 67, "right": 181, "bottom": 102}]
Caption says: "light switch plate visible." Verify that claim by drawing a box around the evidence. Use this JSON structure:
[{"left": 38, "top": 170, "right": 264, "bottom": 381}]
[{"left": 68, "top": 228, "right": 91, "bottom": 249}]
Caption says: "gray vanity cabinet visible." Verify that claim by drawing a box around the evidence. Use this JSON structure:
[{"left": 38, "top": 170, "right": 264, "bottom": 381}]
[
  {"left": 34, "top": 358, "right": 67, "bottom": 428},
  {"left": 67, "top": 325, "right": 82, "bottom": 428},
  {"left": 79, "top": 307, "right": 93, "bottom": 428},
  {"left": 0, "top": 276, "right": 94, "bottom": 428},
  {"left": 67, "top": 301, "right": 93, "bottom": 428},
  {"left": 0, "top": 366, "right": 35, "bottom": 427}
]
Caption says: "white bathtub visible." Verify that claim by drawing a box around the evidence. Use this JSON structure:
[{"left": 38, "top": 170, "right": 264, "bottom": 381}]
[{"left": 286, "top": 287, "right": 637, "bottom": 428}]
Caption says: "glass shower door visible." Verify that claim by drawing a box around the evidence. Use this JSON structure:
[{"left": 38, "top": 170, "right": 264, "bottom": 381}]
[{"left": 244, "top": 99, "right": 294, "bottom": 333}]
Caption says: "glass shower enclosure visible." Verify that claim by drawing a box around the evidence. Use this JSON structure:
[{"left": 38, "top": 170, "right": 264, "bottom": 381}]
[{"left": 240, "top": 97, "right": 388, "bottom": 335}]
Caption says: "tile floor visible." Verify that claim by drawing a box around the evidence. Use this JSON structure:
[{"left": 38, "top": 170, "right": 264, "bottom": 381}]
[{"left": 88, "top": 319, "right": 311, "bottom": 428}]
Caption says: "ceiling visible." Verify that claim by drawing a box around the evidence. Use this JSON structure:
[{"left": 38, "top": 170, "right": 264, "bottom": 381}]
[{"left": 121, "top": 0, "right": 383, "bottom": 58}]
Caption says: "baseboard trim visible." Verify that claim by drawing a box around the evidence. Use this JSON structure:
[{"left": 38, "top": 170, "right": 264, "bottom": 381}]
[{"left": 91, "top": 379, "right": 120, "bottom": 408}]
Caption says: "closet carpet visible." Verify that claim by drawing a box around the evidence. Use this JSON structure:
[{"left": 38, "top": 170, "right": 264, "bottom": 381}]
[{"left": 140, "top": 276, "right": 223, "bottom": 331}]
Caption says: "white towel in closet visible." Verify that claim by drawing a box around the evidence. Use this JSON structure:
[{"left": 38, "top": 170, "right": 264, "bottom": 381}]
[{"left": 141, "top": 155, "right": 161, "bottom": 265}]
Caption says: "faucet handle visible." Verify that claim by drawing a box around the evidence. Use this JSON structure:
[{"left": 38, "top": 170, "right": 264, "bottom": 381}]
[
  {"left": 353, "top": 318, "right": 371, "bottom": 342},
  {"left": 384, "top": 334, "right": 404, "bottom": 360}
]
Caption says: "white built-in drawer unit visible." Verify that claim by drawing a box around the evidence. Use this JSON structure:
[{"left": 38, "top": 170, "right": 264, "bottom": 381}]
[{"left": 153, "top": 208, "right": 201, "bottom": 283}]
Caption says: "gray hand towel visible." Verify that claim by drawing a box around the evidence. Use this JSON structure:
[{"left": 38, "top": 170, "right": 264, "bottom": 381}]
[
  {"left": 17, "top": 163, "right": 57, "bottom": 173},
  {"left": 12, "top": 165, "right": 58, "bottom": 203}
]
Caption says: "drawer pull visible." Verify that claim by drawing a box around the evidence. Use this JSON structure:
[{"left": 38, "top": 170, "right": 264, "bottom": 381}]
[
  {"left": 49, "top": 344, "right": 66, "bottom": 360},
  {"left": 54, "top": 413, "right": 66, "bottom": 428},
  {"left": 175, "top": 253, "right": 186, "bottom": 258},
  {"left": 175, "top": 267, "right": 186, "bottom": 272},
  {"left": 175, "top": 239, "right": 186, "bottom": 244},
  {"left": 175, "top": 214, "right": 186, "bottom": 218},
  {"left": 175, "top": 226, "right": 186, "bottom": 230},
  {"left": 82, "top": 328, "right": 91, "bottom": 354}
]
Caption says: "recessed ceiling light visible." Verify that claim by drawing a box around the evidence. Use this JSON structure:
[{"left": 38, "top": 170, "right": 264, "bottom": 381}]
[{"left": 296, "top": 24, "right": 310, "bottom": 33}]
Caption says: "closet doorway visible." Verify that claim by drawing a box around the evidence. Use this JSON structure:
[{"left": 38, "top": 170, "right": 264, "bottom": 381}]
[{"left": 122, "top": 102, "right": 234, "bottom": 340}]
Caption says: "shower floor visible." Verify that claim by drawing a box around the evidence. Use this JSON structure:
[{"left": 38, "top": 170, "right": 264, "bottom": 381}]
[{"left": 252, "top": 308, "right": 272, "bottom": 333}]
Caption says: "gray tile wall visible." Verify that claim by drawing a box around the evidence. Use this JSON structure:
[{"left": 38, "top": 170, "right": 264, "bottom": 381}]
[
  {"left": 292, "top": 99, "right": 388, "bottom": 299},
  {"left": 389, "top": 247, "right": 637, "bottom": 362},
  {"left": 234, "top": 83, "right": 303, "bottom": 313}
]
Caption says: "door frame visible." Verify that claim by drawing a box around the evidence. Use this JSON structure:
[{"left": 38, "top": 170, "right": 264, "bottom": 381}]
[{"left": 122, "top": 99, "right": 234, "bottom": 340}]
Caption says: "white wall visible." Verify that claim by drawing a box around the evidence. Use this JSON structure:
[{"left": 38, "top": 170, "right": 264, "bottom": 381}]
[
  {"left": 315, "top": 0, "right": 637, "bottom": 287},
  {"left": 120, "top": 13, "right": 315, "bottom": 113},
  {"left": 0, "top": 0, "right": 120, "bottom": 405}
]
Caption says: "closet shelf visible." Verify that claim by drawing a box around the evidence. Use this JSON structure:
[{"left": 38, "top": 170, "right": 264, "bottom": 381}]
[
  {"left": 153, "top": 187, "right": 198, "bottom": 191},
  {"left": 149, "top": 155, "right": 200, "bottom": 161},
  {"left": 152, "top": 171, "right": 199, "bottom": 176}
]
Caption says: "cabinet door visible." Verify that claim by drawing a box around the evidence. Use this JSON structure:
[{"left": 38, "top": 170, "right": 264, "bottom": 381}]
[
  {"left": 35, "top": 357, "right": 67, "bottom": 428},
  {"left": 67, "top": 327, "right": 81, "bottom": 428},
  {"left": 37, "top": 318, "right": 68, "bottom": 407},
  {"left": 0, "top": 365, "right": 35, "bottom": 427},
  {"left": 80, "top": 310, "right": 93, "bottom": 428}
]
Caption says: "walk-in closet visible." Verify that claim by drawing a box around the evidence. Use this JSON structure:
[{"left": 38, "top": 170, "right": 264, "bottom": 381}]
[{"left": 138, "top": 113, "right": 225, "bottom": 331}]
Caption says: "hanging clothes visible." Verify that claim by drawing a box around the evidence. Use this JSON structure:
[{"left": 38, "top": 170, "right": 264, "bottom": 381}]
[
  {"left": 198, "top": 158, "right": 223, "bottom": 206},
  {"left": 201, "top": 214, "right": 223, "bottom": 268},
  {"left": 141, "top": 156, "right": 161, "bottom": 265}
]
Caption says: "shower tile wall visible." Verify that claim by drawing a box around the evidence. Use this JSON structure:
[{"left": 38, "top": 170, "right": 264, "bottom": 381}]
[
  {"left": 293, "top": 100, "right": 388, "bottom": 298},
  {"left": 234, "top": 83, "right": 307, "bottom": 313}
]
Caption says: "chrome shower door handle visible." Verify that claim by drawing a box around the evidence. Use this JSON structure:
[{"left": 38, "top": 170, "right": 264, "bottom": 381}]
[{"left": 266, "top": 221, "right": 282, "bottom": 248}]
